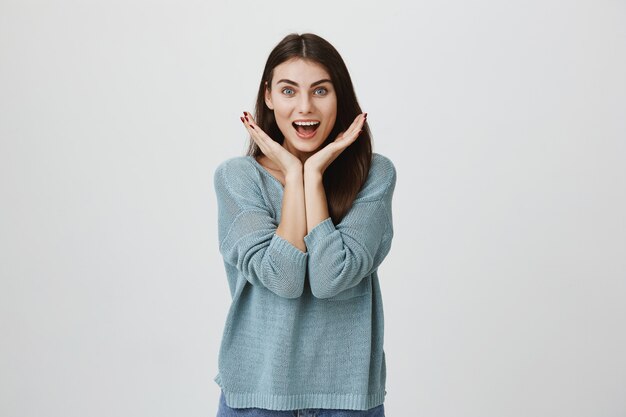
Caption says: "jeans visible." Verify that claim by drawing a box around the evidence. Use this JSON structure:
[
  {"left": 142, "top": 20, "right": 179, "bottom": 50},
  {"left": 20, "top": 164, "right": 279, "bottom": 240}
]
[{"left": 216, "top": 390, "right": 385, "bottom": 417}]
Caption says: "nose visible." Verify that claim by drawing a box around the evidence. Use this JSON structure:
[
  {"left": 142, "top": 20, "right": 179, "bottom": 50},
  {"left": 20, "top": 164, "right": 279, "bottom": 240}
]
[{"left": 297, "top": 94, "right": 313, "bottom": 114}]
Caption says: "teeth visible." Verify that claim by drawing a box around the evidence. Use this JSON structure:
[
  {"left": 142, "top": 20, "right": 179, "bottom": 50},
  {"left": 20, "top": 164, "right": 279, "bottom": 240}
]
[{"left": 294, "top": 121, "right": 320, "bottom": 126}]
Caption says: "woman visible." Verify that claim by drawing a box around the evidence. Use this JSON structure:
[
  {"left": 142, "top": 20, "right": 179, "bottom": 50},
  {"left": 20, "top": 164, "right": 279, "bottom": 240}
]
[{"left": 213, "top": 33, "right": 396, "bottom": 417}]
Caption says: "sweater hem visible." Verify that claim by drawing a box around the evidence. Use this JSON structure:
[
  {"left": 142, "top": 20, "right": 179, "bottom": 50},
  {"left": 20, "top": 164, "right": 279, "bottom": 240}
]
[{"left": 215, "top": 373, "right": 386, "bottom": 411}]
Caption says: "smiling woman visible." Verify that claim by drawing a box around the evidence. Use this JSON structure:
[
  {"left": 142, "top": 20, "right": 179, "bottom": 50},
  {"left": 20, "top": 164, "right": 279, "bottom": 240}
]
[{"left": 213, "top": 32, "right": 395, "bottom": 417}]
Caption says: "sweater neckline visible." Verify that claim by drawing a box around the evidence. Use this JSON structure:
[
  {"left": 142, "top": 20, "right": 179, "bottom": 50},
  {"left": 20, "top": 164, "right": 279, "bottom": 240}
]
[{"left": 246, "top": 156, "right": 285, "bottom": 188}]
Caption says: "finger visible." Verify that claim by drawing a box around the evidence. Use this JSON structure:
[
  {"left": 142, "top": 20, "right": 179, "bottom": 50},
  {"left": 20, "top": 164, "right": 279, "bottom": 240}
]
[
  {"left": 339, "top": 116, "right": 366, "bottom": 145},
  {"left": 243, "top": 112, "right": 282, "bottom": 151},
  {"left": 243, "top": 112, "right": 270, "bottom": 141},
  {"left": 343, "top": 118, "right": 363, "bottom": 140},
  {"left": 241, "top": 112, "right": 268, "bottom": 143},
  {"left": 347, "top": 114, "right": 362, "bottom": 130},
  {"left": 241, "top": 111, "right": 257, "bottom": 132},
  {"left": 358, "top": 112, "right": 367, "bottom": 128},
  {"left": 240, "top": 115, "right": 256, "bottom": 136},
  {"left": 243, "top": 112, "right": 273, "bottom": 141},
  {"left": 240, "top": 115, "right": 268, "bottom": 151},
  {"left": 345, "top": 113, "right": 366, "bottom": 137},
  {"left": 240, "top": 113, "right": 277, "bottom": 157}
]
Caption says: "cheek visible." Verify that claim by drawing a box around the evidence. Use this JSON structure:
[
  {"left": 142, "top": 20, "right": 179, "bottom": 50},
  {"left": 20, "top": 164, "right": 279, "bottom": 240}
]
[
  {"left": 277, "top": 116, "right": 292, "bottom": 131},
  {"left": 273, "top": 112, "right": 293, "bottom": 135},
  {"left": 274, "top": 107, "right": 292, "bottom": 123},
  {"left": 325, "top": 110, "right": 337, "bottom": 128},
  {"left": 272, "top": 109, "right": 288, "bottom": 123},
  {"left": 322, "top": 101, "right": 337, "bottom": 123}
]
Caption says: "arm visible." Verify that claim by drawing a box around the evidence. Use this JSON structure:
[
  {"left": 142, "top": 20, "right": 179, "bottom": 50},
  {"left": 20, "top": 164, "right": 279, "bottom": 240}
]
[
  {"left": 304, "top": 169, "right": 329, "bottom": 235},
  {"left": 277, "top": 169, "right": 307, "bottom": 253},
  {"left": 303, "top": 157, "right": 396, "bottom": 299},
  {"left": 303, "top": 112, "right": 368, "bottom": 236},
  {"left": 239, "top": 112, "right": 308, "bottom": 253},
  {"left": 214, "top": 159, "right": 308, "bottom": 299}
]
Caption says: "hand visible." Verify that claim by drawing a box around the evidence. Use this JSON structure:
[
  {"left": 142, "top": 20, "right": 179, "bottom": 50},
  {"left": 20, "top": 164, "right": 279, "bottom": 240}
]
[
  {"left": 304, "top": 112, "right": 367, "bottom": 175},
  {"left": 240, "top": 111, "right": 303, "bottom": 176}
]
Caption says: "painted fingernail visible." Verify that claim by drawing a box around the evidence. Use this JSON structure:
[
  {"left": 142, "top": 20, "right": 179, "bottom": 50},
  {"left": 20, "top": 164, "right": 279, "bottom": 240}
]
[
  {"left": 364, "top": 112, "right": 367, "bottom": 118},
  {"left": 243, "top": 111, "right": 248, "bottom": 116},
  {"left": 250, "top": 125, "right": 255, "bottom": 130},
  {"left": 245, "top": 116, "right": 249, "bottom": 122},
  {"left": 240, "top": 116, "right": 244, "bottom": 123}
]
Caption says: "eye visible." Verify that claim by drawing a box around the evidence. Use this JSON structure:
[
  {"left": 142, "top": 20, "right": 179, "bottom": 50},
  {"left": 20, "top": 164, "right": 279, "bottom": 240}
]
[
  {"left": 314, "top": 87, "right": 328, "bottom": 96},
  {"left": 281, "top": 87, "right": 295, "bottom": 95}
]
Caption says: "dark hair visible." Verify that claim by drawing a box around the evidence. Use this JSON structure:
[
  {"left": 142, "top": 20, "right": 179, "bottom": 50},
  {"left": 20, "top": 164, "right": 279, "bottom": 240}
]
[{"left": 245, "top": 32, "right": 372, "bottom": 224}]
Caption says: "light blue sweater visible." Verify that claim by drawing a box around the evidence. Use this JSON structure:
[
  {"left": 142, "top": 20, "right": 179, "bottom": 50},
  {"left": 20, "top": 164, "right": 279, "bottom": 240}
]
[{"left": 212, "top": 152, "right": 396, "bottom": 411}]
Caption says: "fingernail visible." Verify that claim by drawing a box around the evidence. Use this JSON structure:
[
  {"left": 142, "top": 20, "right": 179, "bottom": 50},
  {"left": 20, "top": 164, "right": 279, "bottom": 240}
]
[
  {"left": 245, "top": 116, "right": 249, "bottom": 122},
  {"left": 243, "top": 111, "right": 248, "bottom": 116},
  {"left": 240, "top": 116, "right": 244, "bottom": 123},
  {"left": 364, "top": 112, "right": 367, "bottom": 118}
]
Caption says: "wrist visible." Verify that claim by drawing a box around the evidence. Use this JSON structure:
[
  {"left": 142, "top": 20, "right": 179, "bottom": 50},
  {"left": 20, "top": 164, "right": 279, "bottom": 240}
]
[
  {"left": 303, "top": 162, "right": 323, "bottom": 177},
  {"left": 304, "top": 168, "right": 323, "bottom": 182},
  {"left": 284, "top": 169, "right": 304, "bottom": 184}
]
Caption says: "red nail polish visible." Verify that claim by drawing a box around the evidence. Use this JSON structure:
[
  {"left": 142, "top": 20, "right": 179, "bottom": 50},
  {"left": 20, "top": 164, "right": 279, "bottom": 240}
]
[
  {"left": 243, "top": 111, "right": 248, "bottom": 116},
  {"left": 364, "top": 113, "right": 367, "bottom": 118},
  {"left": 250, "top": 125, "right": 255, "bottom": 130},
  {"left": 245, "top": 116, "right": 249, "bottom": 122},
  {"left": 240, "top": 116, "right": 244, "bottom": 122}
]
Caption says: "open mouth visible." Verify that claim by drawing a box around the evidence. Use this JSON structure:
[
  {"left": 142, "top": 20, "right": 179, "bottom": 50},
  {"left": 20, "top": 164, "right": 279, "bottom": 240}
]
[{"left": 292, "top": 121, "right": 320, "bottom": 138}]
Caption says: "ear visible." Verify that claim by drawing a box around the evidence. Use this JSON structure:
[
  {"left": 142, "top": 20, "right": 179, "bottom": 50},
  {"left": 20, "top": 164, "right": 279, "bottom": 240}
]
[{"left": 264, "top": 81, "right": 274, "bottom": 110}]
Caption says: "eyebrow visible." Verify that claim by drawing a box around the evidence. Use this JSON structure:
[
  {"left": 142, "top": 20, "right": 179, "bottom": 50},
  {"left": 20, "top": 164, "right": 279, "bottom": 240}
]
[{"left": 276, "top": 78, "right": 332, "bottom": 88}]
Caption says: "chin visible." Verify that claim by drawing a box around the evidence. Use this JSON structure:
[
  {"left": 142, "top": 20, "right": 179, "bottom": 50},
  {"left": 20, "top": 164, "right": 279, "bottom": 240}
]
[{"left": 290, "top": 136, "right": 325, "bottom": 152}]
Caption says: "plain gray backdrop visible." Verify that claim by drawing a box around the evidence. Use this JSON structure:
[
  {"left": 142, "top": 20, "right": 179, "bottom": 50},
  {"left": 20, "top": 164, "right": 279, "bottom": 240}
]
[{"left": 1, "top": 1, "right": 625, "bottom": 416}]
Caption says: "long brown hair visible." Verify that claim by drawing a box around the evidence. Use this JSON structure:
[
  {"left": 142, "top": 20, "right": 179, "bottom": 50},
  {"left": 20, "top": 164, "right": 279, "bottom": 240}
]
[{"left": 245, "top": 32, "right": 373, "bottom": 224}]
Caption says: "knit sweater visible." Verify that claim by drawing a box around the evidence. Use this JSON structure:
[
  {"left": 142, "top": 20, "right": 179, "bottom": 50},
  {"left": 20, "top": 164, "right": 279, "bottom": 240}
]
[{"left": 212, "top": 152, "right": 396, "bottom": 411}]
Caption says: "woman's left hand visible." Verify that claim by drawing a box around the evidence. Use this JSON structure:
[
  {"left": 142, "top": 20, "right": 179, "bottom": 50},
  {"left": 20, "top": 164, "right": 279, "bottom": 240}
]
[{"left": 304, "top": 112, "right": 367, "bottom": 175}]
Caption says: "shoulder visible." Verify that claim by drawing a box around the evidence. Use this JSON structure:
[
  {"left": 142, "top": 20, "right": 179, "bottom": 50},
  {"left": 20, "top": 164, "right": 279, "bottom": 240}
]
[
  {"left": 371, "top": 153, "right": 396, "bottom": 185},
  {"left": 214, "top": 155, "right": 252, "bottom": 178},
  {"left": 355, "top": 153, "right": 397, "bottom": 202},
  {"left": 213, "top": 156, "right": 262, "bottom": 198},
  {"left": 214, "top": 156, "right": 256, "bottom": 185}
]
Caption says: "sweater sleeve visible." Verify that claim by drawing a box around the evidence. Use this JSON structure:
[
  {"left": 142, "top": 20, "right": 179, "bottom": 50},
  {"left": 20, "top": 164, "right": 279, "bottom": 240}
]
[
  {"left": 303, "top": 157, "right": 396, "bottom": 299},
  {"left": 214, "top": 158, "right": 308, "bottom": 299}
]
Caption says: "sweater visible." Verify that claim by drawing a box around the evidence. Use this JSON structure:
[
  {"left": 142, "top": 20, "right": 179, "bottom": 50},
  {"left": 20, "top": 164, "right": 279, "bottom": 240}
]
[{"left": 212, "top": 152, "right": 396, "bottom": 411}]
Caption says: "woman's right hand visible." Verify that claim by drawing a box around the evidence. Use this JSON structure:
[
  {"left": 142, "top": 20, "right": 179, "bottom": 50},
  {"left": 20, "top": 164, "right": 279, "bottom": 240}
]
[{"left": 240, "top": 111, "right": 302, "bottom": 176}]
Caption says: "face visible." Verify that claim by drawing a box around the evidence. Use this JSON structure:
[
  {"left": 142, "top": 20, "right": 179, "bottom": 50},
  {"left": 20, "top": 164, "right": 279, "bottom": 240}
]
[{"left": 264, "top": 58, "right": 337, "bottom": 162}]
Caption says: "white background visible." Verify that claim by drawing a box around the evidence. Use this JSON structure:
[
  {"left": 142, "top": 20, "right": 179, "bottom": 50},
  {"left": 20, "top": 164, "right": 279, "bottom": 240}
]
[{"left": 1, "top": 1, "right": 625, "bottom": 416}]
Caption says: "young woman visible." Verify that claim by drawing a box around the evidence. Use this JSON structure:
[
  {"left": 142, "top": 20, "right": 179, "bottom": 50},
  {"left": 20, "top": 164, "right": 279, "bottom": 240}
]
[{"left": 213, "top": 33, "right": 396, "bottom": 417}]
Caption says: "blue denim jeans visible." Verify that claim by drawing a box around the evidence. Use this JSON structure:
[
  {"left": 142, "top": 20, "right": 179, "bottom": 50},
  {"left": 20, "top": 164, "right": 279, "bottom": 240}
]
[{"left": 216, "top": 390, "right": 385, "bottom": 417}]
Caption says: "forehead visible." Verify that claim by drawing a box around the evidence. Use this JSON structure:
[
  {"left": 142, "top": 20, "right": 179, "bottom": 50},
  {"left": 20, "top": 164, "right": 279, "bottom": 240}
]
[{"left": 272, "top": 58, "right": 331, "bottom": 84}]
